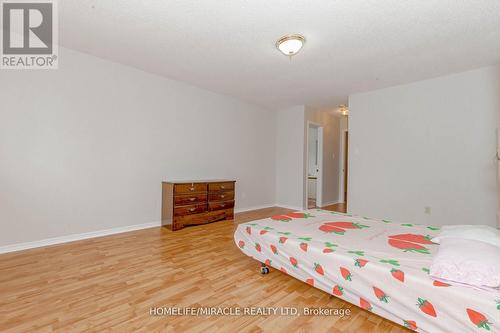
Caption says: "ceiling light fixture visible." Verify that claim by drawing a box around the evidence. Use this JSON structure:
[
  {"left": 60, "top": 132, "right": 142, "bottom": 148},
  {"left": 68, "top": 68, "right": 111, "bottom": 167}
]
[
  {"left": 276, "top": 34, "right": 305, "bottom": 57},
  {"left": 339, "top": 105, "right": 349, "bottom": 116}
]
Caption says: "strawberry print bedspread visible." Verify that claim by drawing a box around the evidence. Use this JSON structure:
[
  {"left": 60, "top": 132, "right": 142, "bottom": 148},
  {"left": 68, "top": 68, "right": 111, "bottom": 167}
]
[{"left": 234, "top": 209, "right": 499, "bottom": 333}]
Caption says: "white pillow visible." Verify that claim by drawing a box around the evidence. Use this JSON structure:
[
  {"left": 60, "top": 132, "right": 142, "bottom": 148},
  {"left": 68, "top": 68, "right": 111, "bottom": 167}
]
[
  {"left": 431, "top": 225, "right": 500, "bottom": 247},
  {"left": 430, "top": 237, "right": 500, "bottom": 289}
]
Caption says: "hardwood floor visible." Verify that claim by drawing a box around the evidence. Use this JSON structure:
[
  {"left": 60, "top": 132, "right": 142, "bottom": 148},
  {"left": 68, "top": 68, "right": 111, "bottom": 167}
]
[
  {"left": 308, "top": 202, "right": 346, "bottom": 213},
  {"left": 0, "top": 207, "right": 408, "bottom": 333},
  {"left": 322, "top": 203, "right": 347, "bottom": 213}
]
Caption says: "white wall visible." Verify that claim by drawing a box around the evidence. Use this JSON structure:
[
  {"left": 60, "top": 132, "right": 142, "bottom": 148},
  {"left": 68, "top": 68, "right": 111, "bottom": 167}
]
[
  {"left": 305, "top": 108, "right": 342, "bottom": 207},
  {"left": 0, "top": 47, "right": 277, "bottom": 248},
  {"left": 349, "top": 66, "right": 500, "bottom": 226},
  {"left": 275, "top": 106, "right": 306, "bottom": 210}
]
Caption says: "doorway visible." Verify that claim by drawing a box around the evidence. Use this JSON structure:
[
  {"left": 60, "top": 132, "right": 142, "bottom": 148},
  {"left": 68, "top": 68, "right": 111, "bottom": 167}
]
[{"left": 306, "top": 122, "right": 323, "bottom": 208}]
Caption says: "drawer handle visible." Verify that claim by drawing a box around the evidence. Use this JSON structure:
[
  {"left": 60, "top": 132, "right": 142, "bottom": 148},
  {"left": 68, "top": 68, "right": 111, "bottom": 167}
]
[
  {"left": 221, "top": 204, "right": 226, "bottom": 207},
  {"left": 220, "top": 194, "right": 225, "bottom": 198},
  {"left": 189, "top": 207, "right": 196, "bottom": 212},
  {"left": 189, "top": 197, "right": 196, "bottom": 201},
  {"left": 190, "top": 187, "right": 195, "bottom": 191},
  {"left": 220, "top": 185, "right": 225, "bottom": 189}
]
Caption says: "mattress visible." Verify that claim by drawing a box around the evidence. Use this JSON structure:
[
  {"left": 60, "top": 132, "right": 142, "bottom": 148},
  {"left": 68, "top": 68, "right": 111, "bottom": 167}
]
[{"left": 234, "top": 209, "right": 499, "bottom": 333}]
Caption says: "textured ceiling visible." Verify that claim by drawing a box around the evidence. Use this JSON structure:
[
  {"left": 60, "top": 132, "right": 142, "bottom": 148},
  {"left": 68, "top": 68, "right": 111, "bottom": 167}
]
[{"left": 59, "top": 1, "right": 500, "bottom": 110}]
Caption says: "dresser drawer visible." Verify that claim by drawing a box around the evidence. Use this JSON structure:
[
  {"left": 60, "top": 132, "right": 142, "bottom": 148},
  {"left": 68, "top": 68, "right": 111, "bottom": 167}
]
[
  {"left": 208, "top": 200, "right": 234, "bottom": 211},
  {"left": 174, "top": 203, "right": 207, "bottom": 216},
  {"left": 208, "top": 191, "right": 234, "bottom": 202},
  {"left": 174, "top": 193, "right": 207, "bottom": 206},
  {"left": 174, "top": 183, "right": 207, "bottom": 194},
  {"left": 208, "top": 182, "right": 234, "bottom": 192}
]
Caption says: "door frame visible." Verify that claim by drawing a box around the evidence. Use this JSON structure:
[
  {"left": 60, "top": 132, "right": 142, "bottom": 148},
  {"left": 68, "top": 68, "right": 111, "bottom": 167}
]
[
  {"left": 305, "top": 121, "right": 323, "bottom": 208},
  {"left": 339, "top": 130, "right": 349, "bottom": 203}
]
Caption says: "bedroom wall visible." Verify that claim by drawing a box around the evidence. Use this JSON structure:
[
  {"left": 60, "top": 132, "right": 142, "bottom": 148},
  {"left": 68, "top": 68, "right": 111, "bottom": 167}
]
[
  {"left": 348, "top": 66, "right": 500, "bottom": 226},
  {"left": 304, "top": 107, "right": 342, "bottom": 207},
  {"left": 0, "top": 47, "right": 277, "bottom": 249},
  {"left": 275, "top": 106, "right": 306, "bottom": 210}
]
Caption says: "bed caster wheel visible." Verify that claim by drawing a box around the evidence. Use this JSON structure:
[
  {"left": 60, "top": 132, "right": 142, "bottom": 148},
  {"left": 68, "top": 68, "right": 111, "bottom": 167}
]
[{"left": 260, "top": 264, "right": 270, "bottom": 275}]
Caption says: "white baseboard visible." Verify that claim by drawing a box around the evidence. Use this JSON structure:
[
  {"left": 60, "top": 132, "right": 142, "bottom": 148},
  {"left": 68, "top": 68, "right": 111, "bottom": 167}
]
[
  {"left": 236, "top": 203, "right": 311, "bottom": 213},
  {"left": 0, "top": 204, "right": 314, "bottom": 255},
  {"left": 320, "top": 200, "right": 341, "bottom": 207},
  {"left": 234, "top": 204, "right": 276, "bottom": 213},
  {"left": 0, "top": 221, "right": 161, "bottom": 254},
  {"left": 274, "top": 203, "right": 304, "bottom": 211}
]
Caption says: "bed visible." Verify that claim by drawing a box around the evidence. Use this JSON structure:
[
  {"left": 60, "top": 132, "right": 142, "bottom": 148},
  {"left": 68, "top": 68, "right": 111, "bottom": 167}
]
[{"left": 234, "top": 209, "right": 499, "bottom": 333}]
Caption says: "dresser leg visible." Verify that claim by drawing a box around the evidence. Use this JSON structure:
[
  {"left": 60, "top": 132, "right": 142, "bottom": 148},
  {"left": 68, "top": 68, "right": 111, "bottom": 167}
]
[{"left": 171, "top": 221, "right": 182, "bottom": 231}]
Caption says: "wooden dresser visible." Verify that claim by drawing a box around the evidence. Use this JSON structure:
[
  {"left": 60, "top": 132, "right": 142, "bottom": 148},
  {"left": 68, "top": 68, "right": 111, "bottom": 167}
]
[{"left": 161, "top": 180, "right": 236, "bottom": 231}]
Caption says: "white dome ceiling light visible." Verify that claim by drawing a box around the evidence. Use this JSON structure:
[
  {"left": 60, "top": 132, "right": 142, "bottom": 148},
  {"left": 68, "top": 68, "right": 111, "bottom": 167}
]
[{"left": 276, "top": 34, "right": 305, "bottom": 58}]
